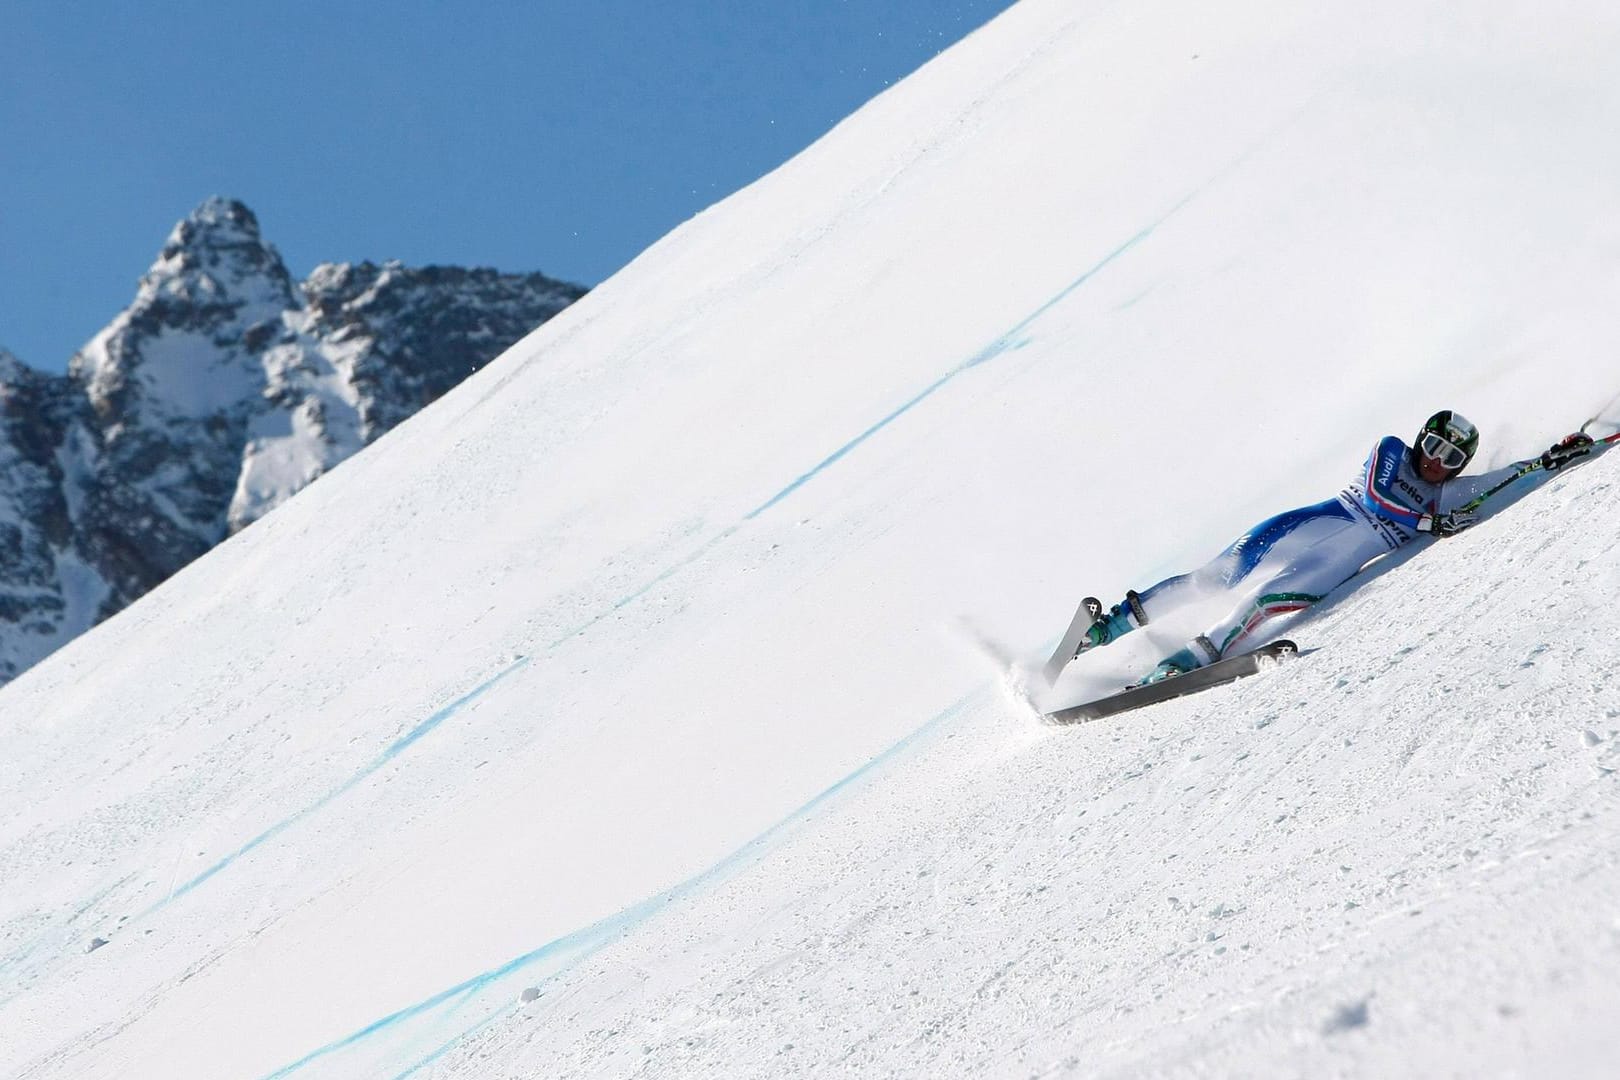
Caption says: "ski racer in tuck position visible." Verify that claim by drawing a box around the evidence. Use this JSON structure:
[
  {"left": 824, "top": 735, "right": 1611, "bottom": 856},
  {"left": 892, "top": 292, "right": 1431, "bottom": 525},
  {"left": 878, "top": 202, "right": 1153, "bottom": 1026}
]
[{"left": 1062, "top": 411, "right": 1596, "bottom": 685}]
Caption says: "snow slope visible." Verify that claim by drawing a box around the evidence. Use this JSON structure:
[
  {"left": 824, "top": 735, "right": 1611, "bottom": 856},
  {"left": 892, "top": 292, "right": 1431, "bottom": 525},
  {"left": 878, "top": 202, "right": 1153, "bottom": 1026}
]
[
  {"left": 433, "top": 451, "right": 1620, "bottom": 1079},
  {"left": 4, "top": 0, "right": 1620, "bottom": 1076}
]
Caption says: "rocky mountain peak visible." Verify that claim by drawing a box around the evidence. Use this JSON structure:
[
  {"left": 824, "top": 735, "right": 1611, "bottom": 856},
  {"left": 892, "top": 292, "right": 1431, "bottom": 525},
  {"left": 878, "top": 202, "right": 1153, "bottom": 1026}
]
[
  {"left": 73, "top": 198, "right": 299, "bottom": 426},
  {"left": 140, "top": 196, "right": 297, "bottom": 316},
  {"left": 162, "top": 195, "right": 263, "bottom": 250},
  {"left": 0, "top": 199, "right": 585, "bottom": 685}
]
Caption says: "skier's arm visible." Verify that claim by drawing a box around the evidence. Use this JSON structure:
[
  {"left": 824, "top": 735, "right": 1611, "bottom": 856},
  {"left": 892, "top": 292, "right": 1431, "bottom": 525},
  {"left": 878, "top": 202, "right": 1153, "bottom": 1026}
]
[
  {"left": 1436, "top": 434, "right": 1596, "bottom": 514},
  {"left": 1357, "top": 435, "right": 1427, "bottom": 530},
  {"left": 1437, "top": 462, "right": 1529, "bottom": 513}
]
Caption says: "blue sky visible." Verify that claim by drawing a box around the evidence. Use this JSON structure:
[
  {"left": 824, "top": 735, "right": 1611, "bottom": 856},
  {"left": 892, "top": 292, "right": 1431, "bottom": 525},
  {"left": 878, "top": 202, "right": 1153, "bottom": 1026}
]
[{"left": 0, "top": 1, "right": 1016, "bottom": 371}]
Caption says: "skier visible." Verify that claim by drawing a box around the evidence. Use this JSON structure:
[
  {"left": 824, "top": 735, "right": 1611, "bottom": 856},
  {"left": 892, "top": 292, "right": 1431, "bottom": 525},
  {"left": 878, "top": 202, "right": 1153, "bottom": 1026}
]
[{"left": 1067, "top": 411, "right": 1596, "bottom": 684}]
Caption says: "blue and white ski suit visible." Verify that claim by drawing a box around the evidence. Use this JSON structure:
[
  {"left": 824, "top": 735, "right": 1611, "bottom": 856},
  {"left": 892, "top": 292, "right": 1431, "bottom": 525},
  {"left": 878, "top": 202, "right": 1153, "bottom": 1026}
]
[{"left": 1128, "top": 436, "right": 1514, "bottom": 664}]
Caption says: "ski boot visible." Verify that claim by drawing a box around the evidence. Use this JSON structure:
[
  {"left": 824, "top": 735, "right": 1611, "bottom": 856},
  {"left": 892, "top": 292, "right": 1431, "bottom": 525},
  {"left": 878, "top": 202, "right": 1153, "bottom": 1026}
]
[
  {"left": 1045, "top": 590, "right": 1151, "bottom": 684},
  {"left": 1079, "top": 590, "right": 1148, "bottom": 654},
  {"left": 1140, "top": 635, "right": 1220, "bottom": 685}
]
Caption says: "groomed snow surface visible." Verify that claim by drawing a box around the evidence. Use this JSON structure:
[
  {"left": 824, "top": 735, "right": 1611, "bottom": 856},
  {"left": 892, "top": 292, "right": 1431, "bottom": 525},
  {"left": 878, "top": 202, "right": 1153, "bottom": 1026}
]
[
  {"left": 432, "top": 455, "right": 1620, "bottom": 1079},
  {"left": 6, "top": 0, "right": 1620, "bottom": 1076}
]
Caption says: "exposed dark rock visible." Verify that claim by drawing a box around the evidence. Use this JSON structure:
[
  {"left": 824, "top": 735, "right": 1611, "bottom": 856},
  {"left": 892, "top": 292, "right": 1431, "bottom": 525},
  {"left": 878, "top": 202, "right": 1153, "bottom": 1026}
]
[{"left": 0, "top": 198, "right": 586, "bottom": 684}]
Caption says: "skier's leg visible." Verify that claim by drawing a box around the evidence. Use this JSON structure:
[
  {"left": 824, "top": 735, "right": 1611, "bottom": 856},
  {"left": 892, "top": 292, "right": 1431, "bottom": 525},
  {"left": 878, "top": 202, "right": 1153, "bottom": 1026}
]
[
  {"left": 1207, "top": 516, "right": 1386, "bottom": 657},
  {"left": 1090, "top": 498, "right": 1348, "bottom": 652},
  {"left": 1086, "top": 569, "right": 1207, "bottom": 649},
  {"left": 1143, "top": 504, "right": 1381, "bottom": 681}
]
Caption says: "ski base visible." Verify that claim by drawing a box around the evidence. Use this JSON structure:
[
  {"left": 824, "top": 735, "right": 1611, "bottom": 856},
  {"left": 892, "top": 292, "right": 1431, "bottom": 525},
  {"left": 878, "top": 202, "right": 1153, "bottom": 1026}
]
[
  {"left": 1045, "top": 640, "right": 1297, "bottom": 725},
  {"left": 1041, "top": 596, "right": 1104, "bottom": 684}
]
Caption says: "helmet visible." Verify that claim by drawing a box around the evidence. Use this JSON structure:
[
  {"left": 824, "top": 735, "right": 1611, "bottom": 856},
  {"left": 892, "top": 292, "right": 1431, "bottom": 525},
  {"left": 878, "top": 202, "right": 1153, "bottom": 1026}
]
[{"left": 1413, "top": 410, "right": 1479, "bottom": 473}]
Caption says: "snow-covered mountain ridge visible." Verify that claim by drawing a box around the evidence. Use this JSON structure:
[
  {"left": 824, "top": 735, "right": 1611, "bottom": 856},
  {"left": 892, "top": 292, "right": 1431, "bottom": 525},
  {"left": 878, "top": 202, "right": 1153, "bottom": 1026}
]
[
  {"left": 0, "top": 198, "right": 583, "bottom": 684},
  {"left": 4, "top": 1, "right": 1620, "bottom": 1076}
]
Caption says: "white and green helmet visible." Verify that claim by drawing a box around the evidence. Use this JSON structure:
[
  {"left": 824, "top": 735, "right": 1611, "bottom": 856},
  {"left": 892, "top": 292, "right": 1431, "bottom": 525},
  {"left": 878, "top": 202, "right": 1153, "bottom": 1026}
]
[{"left": 1414, "top": 410, "right": 1479, "bottom": 472}]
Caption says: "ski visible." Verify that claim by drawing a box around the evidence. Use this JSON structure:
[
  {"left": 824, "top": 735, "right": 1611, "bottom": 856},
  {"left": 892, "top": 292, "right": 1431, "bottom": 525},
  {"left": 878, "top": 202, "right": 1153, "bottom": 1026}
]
[
  {"left": 1045, "top": 639, "right": 1297, "bottom": 725},
  {"left": 1042, "top": 596, "right": 1104, "bottom": 684}
]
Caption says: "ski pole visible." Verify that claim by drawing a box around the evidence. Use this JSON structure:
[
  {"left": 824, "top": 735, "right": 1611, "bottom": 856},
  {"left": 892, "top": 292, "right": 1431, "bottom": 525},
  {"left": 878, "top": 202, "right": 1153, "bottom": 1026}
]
[
  {"left": 1454, "top": 460, "right": 1543, "bottom": 514},
  {"left": 1455, "top": 427, "right": 1620, "bottom": 515}
]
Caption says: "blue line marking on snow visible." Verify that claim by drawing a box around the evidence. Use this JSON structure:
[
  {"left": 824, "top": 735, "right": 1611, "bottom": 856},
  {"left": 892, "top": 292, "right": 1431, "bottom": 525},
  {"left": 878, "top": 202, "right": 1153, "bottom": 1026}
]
[
  {"left": 746, "top": 218, "right": 1168, "bottom": 522},
  {"left": 546, "top": 525, "right": 741, "bottom": 648},
  {"left": 261, "top": 688, "right": 983, "bottom": 1079},
  {"left": 744, "top": 365, "right": 970, "bottom": 521},
  {"left": 141, "top": 657, "right": 530, "bottom": 917},
  {"left": 549, "top": 210, "right": 1188, "bottom": 651}
]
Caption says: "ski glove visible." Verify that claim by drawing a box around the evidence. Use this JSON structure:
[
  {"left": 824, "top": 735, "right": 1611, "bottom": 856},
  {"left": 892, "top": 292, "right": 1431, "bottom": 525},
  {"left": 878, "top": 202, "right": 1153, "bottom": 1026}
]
[
  {"left": 1541, "top": 432, "right": 1595, "bottom": 472},
  {"left": 1416, "top": 509, "right": 1476, "bottom": 537}
]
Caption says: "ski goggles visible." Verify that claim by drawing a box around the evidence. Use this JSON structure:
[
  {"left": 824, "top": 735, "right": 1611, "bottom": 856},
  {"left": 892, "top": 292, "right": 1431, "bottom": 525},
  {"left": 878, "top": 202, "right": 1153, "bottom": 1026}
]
[{"left": 1418, "top": 431, "right": 1469, "bottom": 470}]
